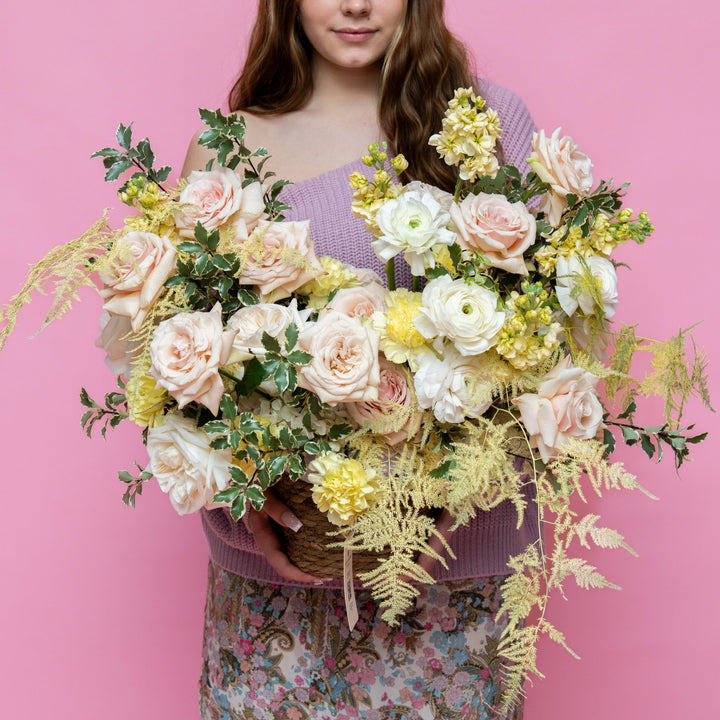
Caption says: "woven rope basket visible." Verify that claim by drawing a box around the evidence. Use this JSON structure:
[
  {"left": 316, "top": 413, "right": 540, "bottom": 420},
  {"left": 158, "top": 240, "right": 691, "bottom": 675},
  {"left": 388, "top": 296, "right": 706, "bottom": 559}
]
[{"left": 273, "top": 475, "right": 386, "bottom": 578}]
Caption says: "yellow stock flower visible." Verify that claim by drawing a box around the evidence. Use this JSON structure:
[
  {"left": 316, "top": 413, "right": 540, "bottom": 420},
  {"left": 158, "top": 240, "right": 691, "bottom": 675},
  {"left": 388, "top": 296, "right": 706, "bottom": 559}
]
[
  {"left": 369, "top": 289, "right": 428, "bottom": 367},
  {"left": 126, "top": 371, "right": 167, "bottom": 428}
]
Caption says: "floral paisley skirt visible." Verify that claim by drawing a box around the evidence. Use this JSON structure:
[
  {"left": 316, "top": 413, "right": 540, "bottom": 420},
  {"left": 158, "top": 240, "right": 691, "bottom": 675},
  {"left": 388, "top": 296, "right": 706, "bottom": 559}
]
[{"left": 199, "top": 561, "right": 522, "bottom": 720}]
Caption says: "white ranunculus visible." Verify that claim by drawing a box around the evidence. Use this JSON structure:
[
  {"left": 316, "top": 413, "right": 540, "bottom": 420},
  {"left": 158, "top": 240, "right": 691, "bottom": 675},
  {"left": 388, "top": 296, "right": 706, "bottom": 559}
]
[
  {"left": 413, "top": 345, "right": 492, "bottom": 424},
  {"left": 372, "top": 189, "right": 456, "bottom": 275},
  {"left": 147, "top": 414, "right": 232, "bottom": 515},
  {"left": 414, "top": 275, "right": 505, "bottom": 356},
  {"left": 555, "top": 255, "right": 618, "bottom": 318}
]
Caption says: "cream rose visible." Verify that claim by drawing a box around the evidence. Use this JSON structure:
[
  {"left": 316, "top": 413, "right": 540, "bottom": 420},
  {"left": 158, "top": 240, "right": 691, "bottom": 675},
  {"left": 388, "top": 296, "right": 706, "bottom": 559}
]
[
  {"left": 226, "top": 299, "right": 311, "bottom": 359},
  {"left": 372, "top": 189, "right": 456, "bottom": 275},
  {"left": 149, "top": 303, "right": 236, "bottom": 414},
  {"left": 238, "top": 220, "right": 320, "bottom": 299},
  {"left": 555, "top": 255, "right": 618, "bottom": 318},
  {"left": 326, "top": 281, "right": 388, "bottom": 318},
  {"left": 147, "top": 413, "right": 232, "bottom": 515},
  {"left": 297, "top": 310, "right": 380, "bottom": 406},
  {"left": 95, "top": 311, "right": 137, "bottom": 379},
  {"left": 527, "top": 128, "right": 594, "bottom": 227},
  {"left": 98, "top": 231, "right": 176, "bottom": 332},
  {"left": 344, "top": 357, "right": 414, "bottom": 444},
  {"left": 414, "top": 275, "right": 505, "bottom": 356},
  {"left": 413, "top": 345, "right": 492, "bottom": 424},
  {"left": 175, "top": 167, "right": 265, "bottom": 238},
  {"left": 512, "top": 355, "right": 604, "bottom": 461},
  {"left": 450, "top": 192, "right": 536, "bottom": 275}
]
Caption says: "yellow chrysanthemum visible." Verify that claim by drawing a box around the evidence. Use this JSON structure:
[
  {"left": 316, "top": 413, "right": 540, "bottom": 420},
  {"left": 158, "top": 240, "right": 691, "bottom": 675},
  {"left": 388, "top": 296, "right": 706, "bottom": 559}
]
[
  {"left": 369, "top": 289, "right": 428, "bottom": 367},
  {"left": 308, "top": 452, "right": 383, "bottom": 526},
  {"left": 126, "top": 371, "right": 167, "bottom": 428}
]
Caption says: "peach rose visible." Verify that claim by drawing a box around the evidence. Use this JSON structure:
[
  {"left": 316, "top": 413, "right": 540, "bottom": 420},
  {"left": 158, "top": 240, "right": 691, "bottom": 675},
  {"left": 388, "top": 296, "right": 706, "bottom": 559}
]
[
  {"left": 149, "top": 304, "right": 236, "bottom": 414},
  {"left": 297, "top": 310, "right": 380, "bottom": 406},
  {"left": 326, "top": 281, "right": 388, "bottom": 318},
  {"left": 450, "top": 192, "right": 536, "bottom": 275},
  {"left": 512, "top": 355, "right": 604, "bottom": 461},
  {"left": 527, "top": 128, "right": 594, "bottom": 227},
  {"left": 95, "top": 311, "right": 137, "bottom": 379},
  {"left": 175, "top": 167, "right": 265, "bottom": 239},
  {"left": 98, "top": 231, "right": 177, "bottom": 331},
  {"left": 344, "top": 357, "right": 414, "bottom": 444},
  {"left": 238, "top": 220, "right": 320, "bottom": 299}
]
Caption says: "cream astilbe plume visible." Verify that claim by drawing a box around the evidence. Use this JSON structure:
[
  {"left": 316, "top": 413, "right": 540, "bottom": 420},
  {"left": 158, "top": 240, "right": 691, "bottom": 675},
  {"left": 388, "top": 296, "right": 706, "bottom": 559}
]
[{"left": 0, "top": 216, "right": 117, "bottom": 350}]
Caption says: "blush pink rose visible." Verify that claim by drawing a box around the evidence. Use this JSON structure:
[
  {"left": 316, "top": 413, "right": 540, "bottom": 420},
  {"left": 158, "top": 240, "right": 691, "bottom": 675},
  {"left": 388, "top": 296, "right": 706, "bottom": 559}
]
[
  {"left": 98, "top": 231, "right": 177, "bottom": 331},
  {"left": 95, "top": 311, "right": 138, "bottom": 379},
  {"left": 238, "top": 220, "right": 320, "bottom": 299},
  {"left": 512, "top": 355, "right": 604, "bottom": 461},
  {"left": 297, "top": 310, "right": 380, "bottom": 406},
  {"left": 175, "top": 167, "right": 265, "bottom": 238},
  {"left": 450, "top": 192, "right": 536, "bottom": 275},
  {"left": 527, "top": 128, "right": 594, "bottom": 227},
  {"left": 344, "top": 358, "right": 414, "bottom": 444},
  {"left": 327, "top": 281, "right": 388, "bottom": 318},
  {"left": 149, "top": 303, "right": 236, "bottom": 414}
]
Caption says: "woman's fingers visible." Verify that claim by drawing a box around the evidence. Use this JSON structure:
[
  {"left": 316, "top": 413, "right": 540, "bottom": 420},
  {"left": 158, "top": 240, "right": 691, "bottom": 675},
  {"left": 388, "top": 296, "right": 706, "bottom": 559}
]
[
  {"left": 260, "top": 492, "right": 303, "bottom": 532},
  {"left": 415, "top": 509, "right": 456, "bottom": 575},
  {"left": 244, "top": 506, "right": 323, "bottom": 584}
]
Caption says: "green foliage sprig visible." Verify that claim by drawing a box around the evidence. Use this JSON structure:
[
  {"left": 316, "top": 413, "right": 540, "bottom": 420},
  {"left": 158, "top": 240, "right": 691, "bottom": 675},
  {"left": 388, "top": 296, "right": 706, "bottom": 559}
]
[
  {"left": 80, "top": 385, "right": 128, "bottom": 438},
  {"left": 197, "top": 108, "right": 291, "bottom": 218},
  {"left": 119, "top": 463, "right": 153, "bottom": 508}
]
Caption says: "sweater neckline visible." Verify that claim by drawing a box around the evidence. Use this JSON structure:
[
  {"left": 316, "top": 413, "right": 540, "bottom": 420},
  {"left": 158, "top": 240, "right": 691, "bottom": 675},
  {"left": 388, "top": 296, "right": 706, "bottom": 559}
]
[{"left": 282, "top": 157, "right": 364, "bottom": 193}]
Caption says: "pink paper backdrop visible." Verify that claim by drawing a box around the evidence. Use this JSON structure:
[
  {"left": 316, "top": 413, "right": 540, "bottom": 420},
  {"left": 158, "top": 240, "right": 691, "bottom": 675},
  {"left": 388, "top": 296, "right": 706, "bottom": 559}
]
[{"left": 1, "top": 1, "right": 717, "bottom": 718}]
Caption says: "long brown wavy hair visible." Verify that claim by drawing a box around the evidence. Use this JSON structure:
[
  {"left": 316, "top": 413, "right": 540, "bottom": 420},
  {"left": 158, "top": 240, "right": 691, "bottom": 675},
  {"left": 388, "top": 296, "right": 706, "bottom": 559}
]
[{"left": 228, "top": 0, "right": 473, "bottom": 192}]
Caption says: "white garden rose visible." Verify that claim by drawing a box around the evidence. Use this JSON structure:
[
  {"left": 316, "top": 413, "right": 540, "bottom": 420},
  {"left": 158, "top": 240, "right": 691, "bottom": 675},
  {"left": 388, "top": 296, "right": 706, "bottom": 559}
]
[
  {"left": 413, "top": 345, "right": 492, "bottom": 424},
  {"left": 372, "top": 189, "right": 456, "bottom": 275},
  {"left": 95, "top": 311, "right": 137, "bottom": 379},
  {"left": 226, "top": 299, "right": 311, "bottom": 359},
  {"left": 555, "top": 255, "right": 618, "bottom": 318},
  {"left": 414, "top": 275, "right": 505, "bottom": 356},
  {"left": 512, "top": 355, "right": 604, "bottom": 461},
  {"left": 175, "top": 167, "right": 265, "bottom": 238},
  {"left": 147, "top": 413, "right": 232, "bottom": 515},
  {"left": 297, "top": 310, "right": 380, "bottom": 406}
]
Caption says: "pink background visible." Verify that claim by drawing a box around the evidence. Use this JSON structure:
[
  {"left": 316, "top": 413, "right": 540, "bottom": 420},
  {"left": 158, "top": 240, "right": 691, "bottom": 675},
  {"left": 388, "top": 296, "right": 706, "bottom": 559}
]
[{"left": 1, "top": 1, "right": 717, "bottom": 717}]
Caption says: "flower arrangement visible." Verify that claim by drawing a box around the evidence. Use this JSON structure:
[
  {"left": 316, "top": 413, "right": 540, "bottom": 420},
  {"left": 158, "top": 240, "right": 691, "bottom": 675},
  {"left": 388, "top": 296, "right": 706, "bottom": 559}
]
[{"left": 0, "top": 90, "right": 712, "bottom": 712}]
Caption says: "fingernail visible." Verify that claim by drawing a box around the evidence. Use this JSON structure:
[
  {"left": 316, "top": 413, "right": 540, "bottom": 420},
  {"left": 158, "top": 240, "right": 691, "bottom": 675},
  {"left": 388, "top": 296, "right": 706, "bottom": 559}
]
[
  {"left": 312, "top": 578, "right": 332, "bottom": 586},
  {"left": 281, "top": 511, "right": 302, "bottom": 532}
]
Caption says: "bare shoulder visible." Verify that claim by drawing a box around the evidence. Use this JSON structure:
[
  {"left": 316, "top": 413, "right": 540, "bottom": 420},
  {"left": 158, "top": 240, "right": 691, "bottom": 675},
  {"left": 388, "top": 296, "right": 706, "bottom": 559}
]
[{"left": 180, "top": 111, "right": 292, "bottom": 179}]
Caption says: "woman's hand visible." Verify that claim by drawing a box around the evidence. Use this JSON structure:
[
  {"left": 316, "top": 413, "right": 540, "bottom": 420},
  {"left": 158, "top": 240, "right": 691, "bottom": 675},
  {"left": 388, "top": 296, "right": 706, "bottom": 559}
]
[
  {"left": 243, "top": 491, "right": 326, "bottom": 585},
  {"left": 415, "top": 508, "right": 456, "bottom": 577}
]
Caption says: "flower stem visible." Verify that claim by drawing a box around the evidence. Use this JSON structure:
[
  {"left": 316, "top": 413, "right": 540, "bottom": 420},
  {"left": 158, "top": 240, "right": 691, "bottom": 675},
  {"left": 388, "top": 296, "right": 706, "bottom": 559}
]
[
  {"left": 454, "top": 176, "right": 463, "bottom": 203},
  {"left": 385, "top": 257, "right": 396, "bottom": 291}
]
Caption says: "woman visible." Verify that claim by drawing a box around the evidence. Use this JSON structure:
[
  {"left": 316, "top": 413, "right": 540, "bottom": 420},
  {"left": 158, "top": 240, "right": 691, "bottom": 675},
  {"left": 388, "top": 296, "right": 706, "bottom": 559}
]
[{"left": 183, "top": 1, "right": 537, "bottom": 717}]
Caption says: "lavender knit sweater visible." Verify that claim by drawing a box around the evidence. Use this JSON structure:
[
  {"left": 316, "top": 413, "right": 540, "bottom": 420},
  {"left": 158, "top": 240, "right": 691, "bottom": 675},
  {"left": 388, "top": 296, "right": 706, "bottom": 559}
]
[{"left": 201, "top": 79, "right": 539, "bottom": 584}]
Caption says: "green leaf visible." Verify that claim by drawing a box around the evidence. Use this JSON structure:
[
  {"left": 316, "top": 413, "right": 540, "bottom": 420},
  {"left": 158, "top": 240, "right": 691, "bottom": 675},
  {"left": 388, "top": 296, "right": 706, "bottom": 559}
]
[
  {"left": 328, "top": 423, "right": 353, "bottom": 441},
  {"left": 448, "top": 243, "right": 462, "bottom": 268},
  {"left": 164, "top": 274, "right": 187, "bottom": 288},
  {"left": 219, "top": 394, "right": 237, "bottom": 421},
  {"left": 244, "top": 486, "right": 266, "bottom": 511},
  {"left": 207, "top": 229, "right": 221, "bottom": 253},
  {"left": 214, "top": 486, "right": 241, "bottom": 504},
  {"left": 429, "top": 459, "right": 455, "bottom": 479},
  {"left": 105, "top": 159, "right": 133, "bottom": 182},
  {"left": 287, "top": 454, "right": 306, "bottom": 478},
  {"left": 239, "top": 414, "right": 265, "bottom": 434},
  {"left": 212, "top": 254, "right": 233, "bottom": 272},
  {"left": 193, "top": 222, "right": 208, "bottom": 246},
  {"left": 91, "top": 147, "right": 120, "bottom": 158},
  {"left": 118, "top": 470, "right": 135, "bottom": 483},
  {"left": 230, "top": 494, "right": 247, "bottom": 521},
  {"left": 229, "top": 429, "right": 243, "bottom": 450},
  {"left": 212, "top": 276, "right": 233, "bottom": 299},
  {"left": 228, "top": 466, "right": 250, "bottom": 487},
  {"left": 284, "top": 323, "right": 299, "bottom": 351},
  {"left": 204, "top": 420, "right": 228, "bottom": 434},
  {"left": 640, "top": 433, "right": 656, "bottom": 460},
  {"left": 210, "top": 436, "right": 230, "bottom": 450},
  {"left": 603, "top": 429, "right": 616, "bottom": 455},
  {"left": 267, "top": 455, "right": 286, "bottom": 480},
  {"left": 618, "top": 401, "right": 637, "bottom": 420},
  {"left": 286, "top": 350, "right": 313, "bottom": 365},
  {"left": 195, "top": 253, "right": 212, "bottom": 275},
  {"left": 117, "top": 123, "right": 133, "bottom": 150},
  {"left": 273, "top": 363, "right": 290, "bottom": 394},
  {"left": 278, "top": 425, "right": 294, "bottom": 449},
  {"left": 304, "top": 441, "right": 320, "bottom": 455},
  {"left": 237, "top": 288, "right": 260, "bottom": 306},
  {"left": 425, "top": 266, "right": 450, "bottom": 279},
  {"left": 235, "top": 357, "right": 266, "bottom": 396},
  {"left": 261, "top": 332, "right": 282, "bottom": 354},
  {"left": 621, "top": 425, "right": 640, "bottom": 444},
  {"left": 177, "top": 241, "right": 204, "bottom": 254}
]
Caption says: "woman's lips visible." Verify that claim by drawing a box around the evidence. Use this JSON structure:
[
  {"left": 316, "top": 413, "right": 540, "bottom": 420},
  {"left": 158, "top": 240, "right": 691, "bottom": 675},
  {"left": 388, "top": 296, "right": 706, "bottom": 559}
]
[{"left": 333, "top": 28, "right": 377, "bottom": 42}]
